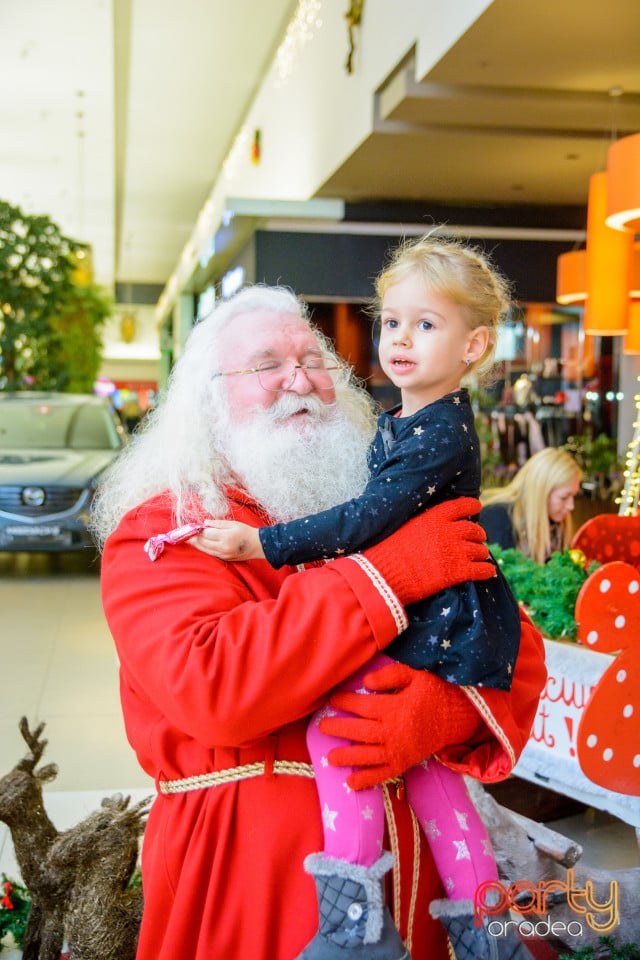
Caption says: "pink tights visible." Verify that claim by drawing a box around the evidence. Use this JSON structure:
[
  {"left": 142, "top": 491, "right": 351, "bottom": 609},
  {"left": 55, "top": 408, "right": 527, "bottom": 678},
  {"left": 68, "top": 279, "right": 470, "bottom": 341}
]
[{"left": 307, "top": 652, "right": 498, "bottom": 899}]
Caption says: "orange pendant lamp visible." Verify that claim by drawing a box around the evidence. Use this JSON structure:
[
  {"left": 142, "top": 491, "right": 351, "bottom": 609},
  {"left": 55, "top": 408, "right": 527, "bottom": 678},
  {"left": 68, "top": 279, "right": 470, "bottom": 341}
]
[
  {"left": 624, "top": 301, "right": 640, "bottom": 355},
  {"left": 623, "top": 245, "right": 640, "bottom": 355},
  {"left": 631, "top": 242, "right": 640, "bottom": 299},
  {"left": 554, "top": 250, "right": 596, "bottom": 376},
  {"left": 606, "top": 132, "right": 640, "bottom": 233},
  {"left": 584, "top": 171, "right": 634, "bottom": 335},
  {"left": 556, "top": 249, "right": 587, "bottom": 304}
]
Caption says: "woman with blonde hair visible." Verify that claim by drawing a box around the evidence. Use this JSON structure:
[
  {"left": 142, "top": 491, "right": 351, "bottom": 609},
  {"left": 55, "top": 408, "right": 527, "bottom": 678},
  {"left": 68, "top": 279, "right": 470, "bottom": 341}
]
[{"left": 480, "top": 446, "right": 583, "bottom": 564}]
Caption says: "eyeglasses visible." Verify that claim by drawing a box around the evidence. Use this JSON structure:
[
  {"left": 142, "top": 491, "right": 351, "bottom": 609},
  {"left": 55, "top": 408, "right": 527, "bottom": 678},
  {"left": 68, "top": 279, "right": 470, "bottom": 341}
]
[{"left": 212, "top": 359, "right": 342, "bottom": 393}]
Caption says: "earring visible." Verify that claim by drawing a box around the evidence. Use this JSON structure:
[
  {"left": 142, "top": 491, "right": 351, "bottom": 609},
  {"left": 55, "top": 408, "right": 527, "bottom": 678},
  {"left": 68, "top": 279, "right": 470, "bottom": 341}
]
[{"left": 464, "top": 357, "right": 472, "bottom": 367}]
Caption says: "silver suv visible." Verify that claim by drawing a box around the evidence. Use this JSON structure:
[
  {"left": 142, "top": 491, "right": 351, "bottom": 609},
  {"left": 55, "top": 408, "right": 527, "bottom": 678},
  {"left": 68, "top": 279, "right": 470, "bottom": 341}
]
[{"left": 0, "top": 392, "right": 128, "bottom": 552}]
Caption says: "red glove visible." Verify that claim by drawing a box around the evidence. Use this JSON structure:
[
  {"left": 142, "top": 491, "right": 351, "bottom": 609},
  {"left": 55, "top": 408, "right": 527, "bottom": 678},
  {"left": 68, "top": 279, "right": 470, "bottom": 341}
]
[
  {"left": 362, "top": 497, "right": 494, "bottom": 607},
  {"left": 319, "top": 661, "right": 482, "bottom": 790}
]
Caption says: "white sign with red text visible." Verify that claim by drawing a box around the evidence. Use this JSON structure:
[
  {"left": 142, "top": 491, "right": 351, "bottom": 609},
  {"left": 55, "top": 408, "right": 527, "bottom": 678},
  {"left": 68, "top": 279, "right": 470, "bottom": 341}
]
[{"left": 514, "top": 639, "right": 640, "bottom": 828}]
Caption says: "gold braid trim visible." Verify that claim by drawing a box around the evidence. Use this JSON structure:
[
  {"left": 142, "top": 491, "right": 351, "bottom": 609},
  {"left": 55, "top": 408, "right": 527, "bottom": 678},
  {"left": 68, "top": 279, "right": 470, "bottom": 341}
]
[
  {"left": 349, "top": 554, "right": 409, "bottom": 634},
  {"left": 381, "top": 784, "right": 401, "bottom": 922},
  {"left": 382, "top": 780, "right": 422, "bottom": 954},
  {"left": 405, "top": 799, "right": 421, "bottom": 955},
  {"left": 158, "top": 760, "right": 315, "bottom": 794},
  {"left": 462, "top": 686, "right": 516, "bottom": 769}
]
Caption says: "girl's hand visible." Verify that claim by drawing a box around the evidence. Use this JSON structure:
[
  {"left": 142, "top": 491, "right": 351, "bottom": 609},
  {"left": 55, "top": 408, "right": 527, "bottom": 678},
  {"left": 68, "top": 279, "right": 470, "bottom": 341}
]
[{"left": 190, "top": 521, "right": 265, "bottom": 561}]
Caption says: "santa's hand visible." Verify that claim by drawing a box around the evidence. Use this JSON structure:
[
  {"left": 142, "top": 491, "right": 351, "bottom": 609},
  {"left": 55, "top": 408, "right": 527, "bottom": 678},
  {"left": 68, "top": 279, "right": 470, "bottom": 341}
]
[
  {"left": 320, "top": 661, "right": 480, "bottom": 790},
  {"left": 361, "top": 497, "right": 493, "bottom": 606},
  {"left": 190, "top": 521, "right": 265, "bottom": 561}
]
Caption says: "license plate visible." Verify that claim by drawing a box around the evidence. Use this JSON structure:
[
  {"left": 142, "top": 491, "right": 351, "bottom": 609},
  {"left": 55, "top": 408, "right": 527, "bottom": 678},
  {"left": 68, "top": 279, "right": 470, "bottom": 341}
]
[{"left": 5, "top": 525, "right": 62, "bottom": 537}]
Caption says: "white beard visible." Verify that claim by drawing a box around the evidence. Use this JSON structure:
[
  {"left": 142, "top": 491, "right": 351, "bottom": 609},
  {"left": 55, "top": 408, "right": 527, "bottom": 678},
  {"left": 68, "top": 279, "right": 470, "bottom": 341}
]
[{"left": 221, "top": 392, "right": 371, "bottom": 522}]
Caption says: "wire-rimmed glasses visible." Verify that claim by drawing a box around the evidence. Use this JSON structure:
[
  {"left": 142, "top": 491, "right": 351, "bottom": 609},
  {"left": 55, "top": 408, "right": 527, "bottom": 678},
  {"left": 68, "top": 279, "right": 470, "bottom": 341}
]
[{"left": 212, "top": 359, "right": 342, "bottom": 392}]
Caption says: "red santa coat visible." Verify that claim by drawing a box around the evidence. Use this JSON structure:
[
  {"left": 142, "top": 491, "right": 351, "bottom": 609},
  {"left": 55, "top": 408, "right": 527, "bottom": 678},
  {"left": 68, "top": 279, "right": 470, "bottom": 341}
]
[{"left": 100, "top": 492, "right": 546, "bottom": 960}]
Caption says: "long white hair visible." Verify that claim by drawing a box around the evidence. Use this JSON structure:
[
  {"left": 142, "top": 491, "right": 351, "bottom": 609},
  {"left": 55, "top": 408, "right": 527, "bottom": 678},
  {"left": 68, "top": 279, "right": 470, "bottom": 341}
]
[{"left": 91, "top": 285, "right": 377, "bottom": 549}]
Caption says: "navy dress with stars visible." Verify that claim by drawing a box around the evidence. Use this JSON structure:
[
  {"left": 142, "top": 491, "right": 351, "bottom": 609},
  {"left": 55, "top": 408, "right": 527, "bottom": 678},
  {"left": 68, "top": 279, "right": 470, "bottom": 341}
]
[{"left": 259, "top": 388, "right": 520, "bottom": 690}]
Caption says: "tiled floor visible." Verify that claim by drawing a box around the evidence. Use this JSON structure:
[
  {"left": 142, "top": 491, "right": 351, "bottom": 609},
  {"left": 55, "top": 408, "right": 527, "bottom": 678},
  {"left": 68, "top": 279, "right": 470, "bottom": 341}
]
[{"left": 0, "top": 551, "right": 638, "bottom": 955}]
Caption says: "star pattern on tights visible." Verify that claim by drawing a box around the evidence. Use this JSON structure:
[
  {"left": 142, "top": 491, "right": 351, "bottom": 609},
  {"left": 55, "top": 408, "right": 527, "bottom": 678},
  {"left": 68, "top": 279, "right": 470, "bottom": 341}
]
[
  {"left": 422, "top": 819, "right": 441, "bottom": 840},
  {"left": 313, "top": 703, "right": 336, "bottom": 726},
  {"left": 453, "top": 839, "right": 471, "bottom": 860},
  {"left": 322, "top": 802, "right": 338, "bottom": 832},
  {"left": 454, "top": 809, "right": 470, "bottom": 831}
]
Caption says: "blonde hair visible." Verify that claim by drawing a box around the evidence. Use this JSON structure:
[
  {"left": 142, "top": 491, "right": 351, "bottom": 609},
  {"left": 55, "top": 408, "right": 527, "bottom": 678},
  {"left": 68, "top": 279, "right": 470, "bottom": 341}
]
[
  {"left": 481, "top": 447, "right": 583, "bottom": 564},
  {"left": 373, "top": 234, "right": 511, "bottom": 384}
]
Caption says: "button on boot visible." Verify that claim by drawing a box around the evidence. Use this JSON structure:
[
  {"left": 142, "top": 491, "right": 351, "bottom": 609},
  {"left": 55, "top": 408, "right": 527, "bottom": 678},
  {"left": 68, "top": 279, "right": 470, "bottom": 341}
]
[{"left": 296, "top": 851, "right": 411, "bottom": 959}]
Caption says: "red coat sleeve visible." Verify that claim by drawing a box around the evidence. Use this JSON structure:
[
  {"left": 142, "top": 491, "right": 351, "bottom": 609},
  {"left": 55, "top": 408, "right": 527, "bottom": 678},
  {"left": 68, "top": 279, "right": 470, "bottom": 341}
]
[{"left": 100, "top": 499, "right": 404, "bottom": 749}]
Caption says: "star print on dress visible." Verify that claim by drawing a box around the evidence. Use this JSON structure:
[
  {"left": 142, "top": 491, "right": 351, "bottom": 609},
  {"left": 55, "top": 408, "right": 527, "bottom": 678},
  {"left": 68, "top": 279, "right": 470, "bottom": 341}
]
[
  {"left": 266, "top": 385, "right": 519, "bottom": 691},
  {"left": 445, "top": 877, "right": 456, "bottom": 893},
  {"left": 453, "top": 839, "right": 471, "bottom": 860},
  {"left": 322, "top": 803, "right": 338, "bottom": 831},
  {"left": 320, "top": 755, "right": 329, "bottom": 768},
  {"left": 361, "top": 806, "right": 374, "bottom": 821},
  {"left": 481, "top": 838, "right": 494, "bottom": 857}
]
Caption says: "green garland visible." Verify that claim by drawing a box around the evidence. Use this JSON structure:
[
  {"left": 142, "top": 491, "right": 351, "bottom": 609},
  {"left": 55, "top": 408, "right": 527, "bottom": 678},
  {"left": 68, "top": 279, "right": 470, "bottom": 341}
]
[
  {"left": 0, "top": 874, "right": 31, "bottom": 948},
  {"left": 490, "top": 545, "right": 599, "bottom": 641},
  {"left": 559, "top": 936, "right": 640, "bottom": 959}
]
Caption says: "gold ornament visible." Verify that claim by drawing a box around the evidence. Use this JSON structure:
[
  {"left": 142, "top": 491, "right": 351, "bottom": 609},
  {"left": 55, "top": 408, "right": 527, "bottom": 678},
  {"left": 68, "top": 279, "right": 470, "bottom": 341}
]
[{"left": 568, "top": 548, "right": 586, "bottom": 569}]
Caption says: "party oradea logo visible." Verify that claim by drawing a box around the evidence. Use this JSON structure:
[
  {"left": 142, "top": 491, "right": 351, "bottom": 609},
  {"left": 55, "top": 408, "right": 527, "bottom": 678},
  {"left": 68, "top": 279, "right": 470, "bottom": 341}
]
[{"left": 474, "top": 870, "right": 619, "bottom": 937}]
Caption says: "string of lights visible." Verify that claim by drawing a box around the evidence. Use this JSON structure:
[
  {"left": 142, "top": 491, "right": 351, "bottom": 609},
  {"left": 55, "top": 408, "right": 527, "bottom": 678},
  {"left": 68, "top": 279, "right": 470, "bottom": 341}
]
[{"left": 617, "top": 375, "right": 640, "bottom": 516}]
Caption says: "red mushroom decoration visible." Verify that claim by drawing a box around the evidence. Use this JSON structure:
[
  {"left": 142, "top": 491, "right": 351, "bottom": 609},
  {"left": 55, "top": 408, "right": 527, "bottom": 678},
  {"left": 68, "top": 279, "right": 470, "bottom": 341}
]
[
  {"left": 574, "top": 561, "right": 640, "bottom": 794},
  {"left": 571, "top": 514, "right": 640, "bottom": 571}
]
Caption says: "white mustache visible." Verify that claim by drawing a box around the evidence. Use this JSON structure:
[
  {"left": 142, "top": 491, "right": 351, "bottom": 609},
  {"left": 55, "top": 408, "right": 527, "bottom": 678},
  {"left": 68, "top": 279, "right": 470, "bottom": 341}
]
[{"left": 263, "top": 393, "right": 331, "bottom": 423}]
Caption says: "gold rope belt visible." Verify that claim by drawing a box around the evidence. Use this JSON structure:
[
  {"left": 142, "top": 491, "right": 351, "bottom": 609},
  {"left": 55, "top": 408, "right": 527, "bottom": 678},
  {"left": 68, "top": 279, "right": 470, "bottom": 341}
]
[{"left": 158, "top": 760, "right": 315, "bottom": 795}]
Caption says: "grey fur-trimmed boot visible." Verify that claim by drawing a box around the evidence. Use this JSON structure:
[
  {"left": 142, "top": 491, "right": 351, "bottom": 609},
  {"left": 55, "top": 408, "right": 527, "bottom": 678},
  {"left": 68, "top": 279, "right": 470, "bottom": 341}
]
[
  {"left": 296, "top": 851, "right": 411, "bottom": 959},
  {"left": 429, "top": 899, "right": 535, "bottom": 960}
]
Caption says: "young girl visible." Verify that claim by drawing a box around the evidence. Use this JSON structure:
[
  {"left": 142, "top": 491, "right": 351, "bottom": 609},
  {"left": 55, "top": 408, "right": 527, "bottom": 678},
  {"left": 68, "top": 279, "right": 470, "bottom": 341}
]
[{"left": 195, "top": 237, "right": 524, "bottom": 960}]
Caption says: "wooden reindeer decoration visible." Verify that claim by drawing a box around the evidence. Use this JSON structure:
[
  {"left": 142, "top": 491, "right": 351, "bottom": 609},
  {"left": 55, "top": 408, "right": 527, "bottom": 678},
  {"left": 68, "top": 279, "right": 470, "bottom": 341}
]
[
  {"left": 50, "top": 794, "right": 148, "bottom": 960},
  {"left": 0, "top": 717, "right": 150, "bottom": 960},
  {"left": 0, "top": 717, "right": 66, "bottom": 960}
]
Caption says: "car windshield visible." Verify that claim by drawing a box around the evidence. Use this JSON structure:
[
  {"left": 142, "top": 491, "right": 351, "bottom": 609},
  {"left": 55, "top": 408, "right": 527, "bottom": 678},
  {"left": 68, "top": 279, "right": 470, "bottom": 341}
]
[{"left": 0, "top": 401, "right": 122, "bottom": 451}]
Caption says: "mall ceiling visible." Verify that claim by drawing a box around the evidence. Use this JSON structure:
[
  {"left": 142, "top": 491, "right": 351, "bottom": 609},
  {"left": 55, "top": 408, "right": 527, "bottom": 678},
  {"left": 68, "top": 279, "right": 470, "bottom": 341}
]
[{"left": 2, "top": 0, "right": 639, "bottom": 295}]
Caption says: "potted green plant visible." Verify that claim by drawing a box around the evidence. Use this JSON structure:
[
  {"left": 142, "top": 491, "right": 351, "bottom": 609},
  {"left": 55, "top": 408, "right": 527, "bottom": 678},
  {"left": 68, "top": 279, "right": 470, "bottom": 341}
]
[{"left": 0, "top": 200, "right": 112, "bottom": 392}]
